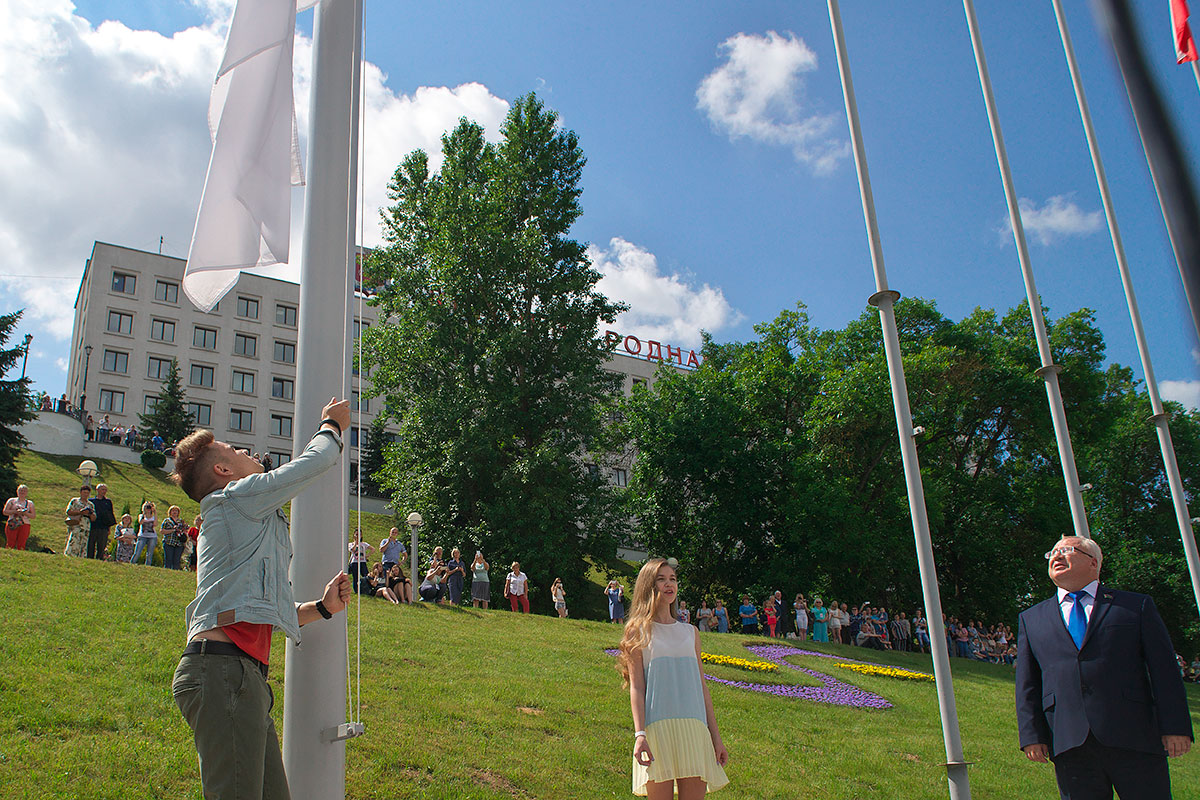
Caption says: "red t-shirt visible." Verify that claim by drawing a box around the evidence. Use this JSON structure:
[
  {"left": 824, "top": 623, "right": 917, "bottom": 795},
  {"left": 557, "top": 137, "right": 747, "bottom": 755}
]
[{"left": 222, "top": 622, "right": 273, "bottom": 665}]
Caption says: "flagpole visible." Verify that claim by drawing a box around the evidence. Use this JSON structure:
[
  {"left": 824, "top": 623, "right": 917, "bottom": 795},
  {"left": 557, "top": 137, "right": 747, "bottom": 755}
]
[
  {"left": 1050, "top": 0, "right": 1200, "bottom": 620},
  {"left": 283, "top": 0, "right": 363, "bottom": 797},
  {"left": 1192, "top": 60, "right": 1200, "bottom": 95},
  {"left": 962, "top": 0, "right": 1092, "bottom": 540},
  {"left": 826, "top": 4, "right": 971, "bottom": 797}
]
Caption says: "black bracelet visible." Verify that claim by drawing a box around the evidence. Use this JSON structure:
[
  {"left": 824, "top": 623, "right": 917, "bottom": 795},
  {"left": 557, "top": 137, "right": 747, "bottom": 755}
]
[
  {"left": 315, "top": 600, "right": 333, "bottom": 620},
  {"left": 320, "top": 418, "right": 342, "bottom": 434}
]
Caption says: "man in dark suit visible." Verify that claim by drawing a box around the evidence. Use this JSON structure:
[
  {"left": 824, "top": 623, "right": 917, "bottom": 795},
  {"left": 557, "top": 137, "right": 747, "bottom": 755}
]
[{"left": 1016, "top": 536, "right": 1193, "bottom": 799}]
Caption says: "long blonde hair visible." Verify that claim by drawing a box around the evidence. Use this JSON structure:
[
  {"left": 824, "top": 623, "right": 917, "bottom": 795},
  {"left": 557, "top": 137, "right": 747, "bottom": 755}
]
[{"left": 615, "top": 558, "right": 678, "bottom": 688}]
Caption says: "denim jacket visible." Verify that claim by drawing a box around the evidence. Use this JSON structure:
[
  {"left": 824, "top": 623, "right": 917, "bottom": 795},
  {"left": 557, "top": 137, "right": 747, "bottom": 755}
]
[{"left": 185, "top": 429, "right": 343, "bottom": 644}]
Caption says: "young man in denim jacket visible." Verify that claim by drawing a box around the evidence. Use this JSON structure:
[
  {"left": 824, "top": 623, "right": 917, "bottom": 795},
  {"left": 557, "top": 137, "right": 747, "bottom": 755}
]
[{"left": 170, "top": 397, "right": 353, "bottom": 799}]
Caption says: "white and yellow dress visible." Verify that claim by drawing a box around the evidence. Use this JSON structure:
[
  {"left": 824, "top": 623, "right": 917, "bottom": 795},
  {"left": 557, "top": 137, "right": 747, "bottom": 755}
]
[{"left": 634, "top": 621, "right": 729, "bottom": 795}]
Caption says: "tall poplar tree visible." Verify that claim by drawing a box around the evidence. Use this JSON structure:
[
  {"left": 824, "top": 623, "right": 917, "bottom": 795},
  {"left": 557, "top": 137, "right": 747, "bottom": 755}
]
[
  {"left": 0, "top": 311, "right": 35, "bottom": 500},
  {"left": 363, "top": 94, "right": 627, "bottom": 609}
]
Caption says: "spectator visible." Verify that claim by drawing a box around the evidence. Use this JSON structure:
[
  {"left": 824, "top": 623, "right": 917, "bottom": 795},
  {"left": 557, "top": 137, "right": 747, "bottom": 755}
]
[
  {"left": 184, "top": 515, "right": 202, "bottom": 571},
  {"left": 57, "top": 393, "right": 68, "bottom": 413},
  {"left": 504, "top": 562, "right": 530, "bottom": 613},
  {"left": 347, "top": 529, "right": 373, "bottom": 592},
  {"left": 427, "top": 545, "right": 444, "bottom": 570},
  {"left": 739, "top": 595, "right": 758, "bottom": 635},
  {"left": 379, "top": 527, "right": 406, "bottom": 572},
  {"left": 913, "top": 612, "right": 930, "bottom": 654},
  {"left": 4, "top": 484, "right": 36, "bottom": 550},
  {"left": 114, "top": 514, "right": 137, "bottom": 563},
  {"left": 810, "top": 598, "right": 829, "bottom": 643},
  {"left": 362, "top": 563, "right": 401, "bottom": 604},
  {"left": 132, "top": 501, "right": 158, "bottom": 566},
  {"left": 713, "top": 599, "right": 729, "bottom": 633},
  {"left": 847, "top": 606, "right": 863, "bottom": 647},
  {"left": 84, "top": 414, "right": 94, "bottom": 441},
  {"left": 125, "top": 425, "right": 137, "bottom": 448},
  {"left": 773, "top": 591, "right": 788, "bottom": 638},
  {"left": 64, "top": 485, "right": 96, "bottom": 557},
  {"left": 86, "top": 483, "right": 116, "bottom": 560},
  {"left": 418, "top": 563, "right": 446, "bottom": 602},
  {"left": 161, "top": 505, "right": 188, "bottom": 570},
  {"left": 386, "top": 564, "right": 411, "bottom": 604},
  {"left": 765, "top": 597, "right": 778, "bottom": 637},
  {"left": 260, "top": 453, "right": 272, "bottom": 471},
  {"left": 605, "top": 579, "right": 625, "bottom": 623},
  {"left": 551, "top": 577, "right": 567, "bottom": 618},
  {"left": 827, "top": 598, "right": 842, "bottom": 644},
  {"left": 696, "top": 600, "right": 713, "bottom": 632},
  {"left": 151, "top": 431, "right": 165, "bottom": 452},
  {"left": 794, "top": 595, "right": 809, "bottom": 641},
  {"left": 677, "top": 599, "right": 691, "bottom": 625},
  {"left": 445, "top": 548, "right": 466, "bottom": 605},
  {"left": 857, "top": 617, "right": 884, "bottom": 650},
  {"left": 471, "top": 552, "right": 490, "bottom": 609},
  {"left": 954, "top": 620, "right": 970, "bottom": 658},
  {"left": 97, "top": 415, "right": 110, "bottom": 443},
  {"left": 39, "top": 394, "right": 53, "bottom": 412}
]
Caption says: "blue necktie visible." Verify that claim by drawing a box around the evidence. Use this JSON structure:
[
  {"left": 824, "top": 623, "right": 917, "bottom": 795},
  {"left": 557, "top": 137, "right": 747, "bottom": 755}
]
[{"left": 1067, "top": 590, "right": 1089, "bottom": 649}]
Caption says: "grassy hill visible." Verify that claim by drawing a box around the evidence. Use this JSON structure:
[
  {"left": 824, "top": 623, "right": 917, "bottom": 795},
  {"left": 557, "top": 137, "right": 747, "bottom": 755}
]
[{"left": 3, "top": 548, "right": 1197, "bottom": 799}]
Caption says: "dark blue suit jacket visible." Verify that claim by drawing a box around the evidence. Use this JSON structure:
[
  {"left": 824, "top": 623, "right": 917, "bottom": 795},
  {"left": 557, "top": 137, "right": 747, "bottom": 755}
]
[{"left": 1016, "top": 586, "right": 1193, "bottom": 757}]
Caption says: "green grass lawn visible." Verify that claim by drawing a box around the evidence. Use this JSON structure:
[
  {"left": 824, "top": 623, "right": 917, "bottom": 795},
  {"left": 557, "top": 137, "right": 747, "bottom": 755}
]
[{"left": 3, "top": 548, "right": 1197, "bottom": 799}]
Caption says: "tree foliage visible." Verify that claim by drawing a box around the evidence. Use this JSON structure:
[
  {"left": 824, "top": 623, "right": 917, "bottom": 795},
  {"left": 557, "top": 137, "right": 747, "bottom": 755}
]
[
  {"left": 138, "top": 358, "right": 192, "bottom": 445},
  {"left": 362, "top": 94, "right": 628, "bottom": 608},
  {"left": 624, "top": 299, "right": 1200, "bottom": 649},
  {"left": 0, "top": 311, "right": 35, "bottom": 500}
]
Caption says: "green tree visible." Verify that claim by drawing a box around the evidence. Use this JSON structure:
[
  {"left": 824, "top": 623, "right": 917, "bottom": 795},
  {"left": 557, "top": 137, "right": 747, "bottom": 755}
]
[
  {"left": 0, "top": 311, "right": 35, "bottom": 500},
  {"left": 139, "top": 358, "right": 192, "bottom": 445},
  {"left": 363, "top": 93, "right": 628, "bottom": 611},
  {"left": 359, "top": 415, "right": 390, "bottom": 497}
]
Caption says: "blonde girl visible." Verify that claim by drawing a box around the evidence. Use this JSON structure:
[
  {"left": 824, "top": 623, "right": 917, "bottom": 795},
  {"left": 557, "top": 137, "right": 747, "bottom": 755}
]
[
  {"left": 616, "top": 559, "right": 728, "bottom": 798},
  {"left": 551, "top": 578, "right": 567, "bottom": 618},
  {"left": 114, "top": 514, "right": 137, "bottom": 563},
  {"left": 132, "top": 502, "right": 157, "bottom": 566}
]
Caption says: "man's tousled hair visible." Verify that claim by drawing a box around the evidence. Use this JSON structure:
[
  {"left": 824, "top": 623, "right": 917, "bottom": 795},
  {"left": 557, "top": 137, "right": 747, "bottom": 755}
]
[{"left": 171, "top": 429, "right": 220, "bottom": 502}]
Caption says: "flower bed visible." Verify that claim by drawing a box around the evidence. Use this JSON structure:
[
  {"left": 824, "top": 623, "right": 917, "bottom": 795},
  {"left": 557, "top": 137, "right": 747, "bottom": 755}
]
[
  {"left": 834, "top": 663, "right": 934, "bottom": 682},
  {"left": 700, "top": 653, "right": 779, "bottom": 673}
]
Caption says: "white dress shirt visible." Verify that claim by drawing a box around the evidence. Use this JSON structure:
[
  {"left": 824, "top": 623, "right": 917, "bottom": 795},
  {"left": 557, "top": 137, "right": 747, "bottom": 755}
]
[{"left": 1056, "top": 579, "right": 1099, "bottom": 629}]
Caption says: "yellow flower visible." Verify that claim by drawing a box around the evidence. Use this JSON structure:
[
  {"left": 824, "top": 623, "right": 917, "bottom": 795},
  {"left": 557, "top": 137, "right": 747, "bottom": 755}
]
[
  {"left": 834, "top": 663, "right": 934, "bottom": 682},
  {"left": 701, "top": 653, "right": 780, "bottom": 673}
]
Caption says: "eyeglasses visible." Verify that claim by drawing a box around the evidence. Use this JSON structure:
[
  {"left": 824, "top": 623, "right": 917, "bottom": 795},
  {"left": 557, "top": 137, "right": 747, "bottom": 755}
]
[{"left": 1044, "top": 545, "right": 1096, "bottom": 561}]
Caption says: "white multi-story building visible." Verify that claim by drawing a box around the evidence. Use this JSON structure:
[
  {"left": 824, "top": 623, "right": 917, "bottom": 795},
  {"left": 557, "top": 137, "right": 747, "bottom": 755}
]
[{"left": 64, "top": 241, "right": 684, "bottom": 490}]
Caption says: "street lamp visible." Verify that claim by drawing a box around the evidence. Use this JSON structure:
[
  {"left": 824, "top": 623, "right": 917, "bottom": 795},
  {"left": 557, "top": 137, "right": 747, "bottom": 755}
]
[
  {"left": 80, "top": 344, "right": 93, "bottom": 415},
  {"left": 77, "top": 460, "right": 99, "bottom": 488},
  {"left": 407, "top": 511, "right": 423, "bottom": 588},
  {"left": 20, "top": 333, "right": 32, "bottom": 380}
]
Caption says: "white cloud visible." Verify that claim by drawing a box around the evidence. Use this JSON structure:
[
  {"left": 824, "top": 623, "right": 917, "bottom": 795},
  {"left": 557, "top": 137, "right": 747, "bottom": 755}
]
[
  {"left": 0, "top": 1, "right": 509, "bottom": 341},
  {"left": 696, "top": 30, "right": 847, "bottom": 173},
  {"left": 55, "top": 357, "right": 69, "bottom": 372},
  {"left": 1160, "top": 380, "right": 1200, "bottom": 411},
  {"left": 1010, "top": 196, "right": 1103, "bottom": 246},
  {"left": 589, "top": 237, "right": 743, "bottom": 351}
]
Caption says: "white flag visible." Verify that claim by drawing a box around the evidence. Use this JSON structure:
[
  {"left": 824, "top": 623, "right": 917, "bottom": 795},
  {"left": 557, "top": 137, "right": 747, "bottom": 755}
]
[{"left": 184, "top": 1, "right": 316, "bottom": 313}]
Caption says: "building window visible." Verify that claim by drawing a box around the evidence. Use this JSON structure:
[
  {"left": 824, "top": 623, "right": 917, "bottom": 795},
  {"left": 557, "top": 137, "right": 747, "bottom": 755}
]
[
  {"left": 99, "top": 389, "right": 125, "bottom": 413},
  {"left": 150, "top": 319, "right": 175, "bottom": 342},
  {"left": 353, "top": 319, "right": 369, "bottom": 339},
  {"left": 273, "top": 340, "right": 295, "bottom": 364},
  {"left": 190, "top": 364, "right": 214, "bottom": 388},
  {"left": 271, "top": 451, "right": 291, "bottom": 467},
  {"left": 632, "top": 377, "right": 648, "bottom": 390},
  {"left": 193, "top": 326, "right": 217, "bottom": 350},
  {"left": 147, "top": 356, "right": 171, "bottom": 380},
  {"left": 230, "top": 408, "right": 253, "bottom": 432},
  {"left": 144, "top": 396, "right": 158, "bottom": 414},
  {"left": 270, "top": 414, "right": 293, "bottom": 438},
  {"left": 187, "top": 402, "right": 211, "bottom": 427},
  {"left": 276, "top": 304, "right": 297, "bottom": 326},
  {"left": 349, "top": 426, "right": 360, "bottom": 447},
  {"left": 351, "top": 391, "right": 368, "bottom": 413},
  {"left": 612, "top": 468, "right": 628, "bottom": 487},
  {"left": 106, "top": 310, "right": 133, "bottom": 335},
  {"left": 232, "top": 370, "right": 255, "bottom": 394},
  {"left": 271, "top": 377, "right": 294, "bottom": 400},
  {"left": 155, "top": 280, "right": 178, "bottom": 303},
  {"left": 111, "top": 271, "right": 136, "bottom": 295},
  {"left": 233, "top": 333, "right": 257, "bottom": 358},
  {"left": 102, "top": 349, "right": 128, "bottom": 374},
  {"left": 236, "top": 296, "right": 259, "bottom": 320}
]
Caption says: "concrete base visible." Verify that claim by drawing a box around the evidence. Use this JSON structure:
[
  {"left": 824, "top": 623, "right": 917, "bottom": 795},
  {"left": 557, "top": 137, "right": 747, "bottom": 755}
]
[{"left": 18, "top": 411, "right": 83, "bottom": 457}]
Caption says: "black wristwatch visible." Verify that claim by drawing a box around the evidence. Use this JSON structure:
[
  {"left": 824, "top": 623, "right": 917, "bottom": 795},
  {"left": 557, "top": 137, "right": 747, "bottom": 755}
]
[{"left": 315, "top": 600, "right": 333, "bottom": 620}]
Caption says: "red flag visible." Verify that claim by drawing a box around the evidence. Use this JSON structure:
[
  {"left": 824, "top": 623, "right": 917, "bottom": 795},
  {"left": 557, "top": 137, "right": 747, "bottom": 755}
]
[{"left": 1173, "top": 0, "right": 1198, "bottom": 63}]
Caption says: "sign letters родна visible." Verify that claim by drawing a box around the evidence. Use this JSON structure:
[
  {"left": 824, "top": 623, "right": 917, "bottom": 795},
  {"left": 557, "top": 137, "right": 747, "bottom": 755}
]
[{"left": 605, "top": 330, "right": 702, "bottom": 369}]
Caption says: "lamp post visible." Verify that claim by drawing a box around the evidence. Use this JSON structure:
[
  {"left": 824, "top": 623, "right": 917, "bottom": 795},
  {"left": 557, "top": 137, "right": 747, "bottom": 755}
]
[
  {"left": 77, "top": 460, "right": 99, "bottom": 488},
  {"left": 80, "top": 344, "right": 93, "bottom": 415},
  {"left": 407, "top": 511, "right": 422, "bottom": 590},
  {"left": 20, "top": 334, "right": 32, "bottom": 380}
]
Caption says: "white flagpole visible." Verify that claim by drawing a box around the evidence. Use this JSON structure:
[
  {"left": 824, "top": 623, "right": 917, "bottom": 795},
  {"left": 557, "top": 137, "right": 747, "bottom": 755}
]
[
  {"left": 282, "top": 0, "right": 363, "bottom": 796},
  {"left": 1050, "top": 0, "right": 1200, "bottom": 618},
  {"left": 1192, "top": 60, "right": 1200, "bottom": 95},
  {"left": 962, "top": 0, "right": 1092, "bottom": 540},
  {"left": 826, "top": 4, "right": 971, "bottom": 797}
]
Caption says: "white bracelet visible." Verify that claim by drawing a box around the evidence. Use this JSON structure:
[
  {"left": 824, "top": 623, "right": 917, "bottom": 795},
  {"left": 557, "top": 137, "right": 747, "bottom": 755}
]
[{"left": 634, "top": 730, "right": 646, "bottom": 739}]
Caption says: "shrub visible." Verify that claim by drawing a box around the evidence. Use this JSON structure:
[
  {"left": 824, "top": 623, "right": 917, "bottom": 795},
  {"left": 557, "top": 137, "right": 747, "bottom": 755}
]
[{"left": 140, "top": 449, "right": 166, "bottom": 470}]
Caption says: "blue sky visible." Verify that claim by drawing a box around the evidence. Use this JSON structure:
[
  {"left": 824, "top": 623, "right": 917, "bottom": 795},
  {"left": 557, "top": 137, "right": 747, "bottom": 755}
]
[{"left": 4, "top": 0, "right": 1200, "bottom": 408}]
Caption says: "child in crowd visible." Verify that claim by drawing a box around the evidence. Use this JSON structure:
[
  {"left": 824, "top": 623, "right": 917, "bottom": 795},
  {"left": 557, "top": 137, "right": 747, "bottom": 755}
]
[
  {"left": 551, "top": 577, "right": 567, "bottom": 618},
  {"left": 114, "top": 514, "right": 137, "bottom": 563},
  {"left": 184, "top": 515, "right": 202, "bottom": 571},
  {"left": 616, "top": 558, "right": 729, "bottom": 797},
  {"left": 765, "top": 598, "right": 778, "bottom": 638},
  {"left": 607, "top": 580, "right": 626, "bottom": 623},
  {"left": 132, "top": 501, "right": 157, "bottom": 566},
  {"left": 387, "top": 563, "right": 411, "bottom": 604}
]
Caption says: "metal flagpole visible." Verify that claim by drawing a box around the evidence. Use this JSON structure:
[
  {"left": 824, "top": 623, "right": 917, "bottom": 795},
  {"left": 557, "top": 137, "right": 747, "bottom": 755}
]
[
  {"left": 826, "top": 4, "right": 971, "bottom": 797},
  {"left": 1050, "top": 0, "right": 1200, "bottom": 618},
  {"left": 1193, "top": 61, "right": 1200, "bottom": 95},
  {"left": 962, "top": 0, "right": 1092, "bottom": 540},
  {"left": 283, "top": 0, "right": 364, "bottom": 796}
]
